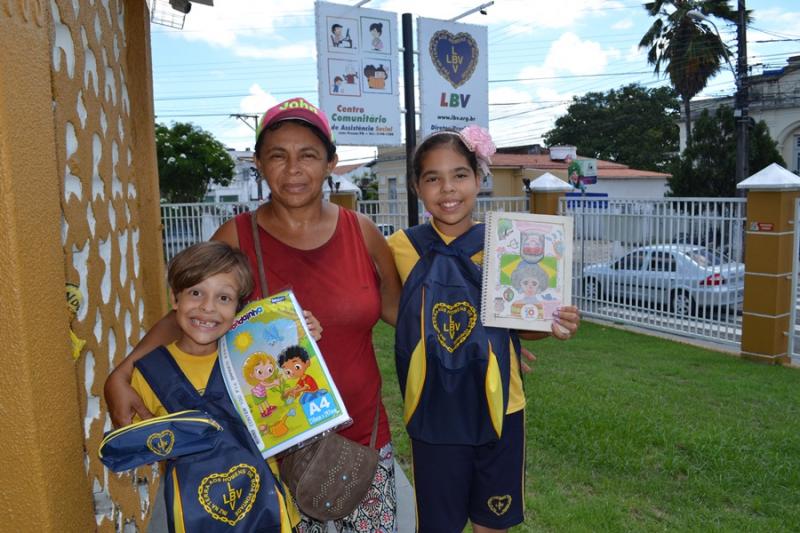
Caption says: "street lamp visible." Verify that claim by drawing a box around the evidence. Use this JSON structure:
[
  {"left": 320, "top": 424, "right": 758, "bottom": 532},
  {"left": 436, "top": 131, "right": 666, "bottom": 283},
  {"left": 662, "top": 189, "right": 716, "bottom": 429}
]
[{"left": 450, "top": 1, "right": 494, "bottom": 21}]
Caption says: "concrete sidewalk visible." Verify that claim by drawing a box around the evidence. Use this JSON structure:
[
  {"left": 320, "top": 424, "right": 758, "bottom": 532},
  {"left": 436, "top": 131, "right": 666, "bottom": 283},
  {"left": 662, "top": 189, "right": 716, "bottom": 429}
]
[{"left": 147, "top": 459, "right": 416, "bottom": 532}]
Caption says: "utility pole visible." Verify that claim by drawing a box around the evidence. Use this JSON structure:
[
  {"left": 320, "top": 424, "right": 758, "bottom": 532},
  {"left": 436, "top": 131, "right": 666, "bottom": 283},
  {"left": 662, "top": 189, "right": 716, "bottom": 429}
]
[
  {"left": 735, "top": 0, "right": 749, "bottom": 188},
  {"left": 402, "top": 13, "right": 418, "bottom": 227},
  {"left": 230, "top": 113, "right": 263, "bottom": 200}
]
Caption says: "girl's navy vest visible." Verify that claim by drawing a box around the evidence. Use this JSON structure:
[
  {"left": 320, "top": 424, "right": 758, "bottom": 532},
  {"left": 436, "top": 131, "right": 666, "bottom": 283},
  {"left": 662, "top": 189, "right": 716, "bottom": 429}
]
[
  {"left": 395, "top": 223, "right": 520, "bottom": 446},
  {"left": 135, "top": 347, "right": 288, "bottom": 533}
]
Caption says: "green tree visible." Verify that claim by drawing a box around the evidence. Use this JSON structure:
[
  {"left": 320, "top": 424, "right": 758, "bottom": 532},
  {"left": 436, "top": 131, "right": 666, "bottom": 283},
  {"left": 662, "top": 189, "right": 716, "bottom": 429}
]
[
  {"left": 156, "top": 122, "right": 234, "bottom": 203},
  {"left": 356, "top": 172, "right": 379, "bottom": 200},
  {"left": 639, "top": 0, "right": 739, "bottom": 146},
  {"left": 668, "top": 106, "right": 785, "bottom": 197},
  {"left": 544, "top": 84, "right": 680, "bottom": 172}
]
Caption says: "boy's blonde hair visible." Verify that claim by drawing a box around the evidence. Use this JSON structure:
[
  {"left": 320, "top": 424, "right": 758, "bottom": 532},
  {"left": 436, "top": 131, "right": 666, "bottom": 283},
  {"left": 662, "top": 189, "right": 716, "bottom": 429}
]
[
  {"left": 167, "top": 241, "right": 254, "bottom": 302},
  {"left": 242, "top": 352, "right": 278, "bottom": 386}
]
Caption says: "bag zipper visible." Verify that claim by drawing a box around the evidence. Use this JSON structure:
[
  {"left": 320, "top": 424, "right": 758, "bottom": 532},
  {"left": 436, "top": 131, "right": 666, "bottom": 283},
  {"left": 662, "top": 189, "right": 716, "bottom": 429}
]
[{"left": 99, "top": 410, "right": 221, "bottom": 456}]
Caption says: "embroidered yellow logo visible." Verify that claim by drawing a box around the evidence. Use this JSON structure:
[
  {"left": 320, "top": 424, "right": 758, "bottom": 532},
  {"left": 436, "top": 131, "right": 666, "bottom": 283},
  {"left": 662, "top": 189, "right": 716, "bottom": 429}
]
[
  {"left": 432, "top": 301, "right": 477, "bottom": 353},
  {"left": 146, "top": 430, "right": 175, "bottom": 456},
  {"left": 487, "top": 494, "right": 512, "bottom": 516},
  {"left": 198, "top": 463, "right": 260, "bottom": 526}
]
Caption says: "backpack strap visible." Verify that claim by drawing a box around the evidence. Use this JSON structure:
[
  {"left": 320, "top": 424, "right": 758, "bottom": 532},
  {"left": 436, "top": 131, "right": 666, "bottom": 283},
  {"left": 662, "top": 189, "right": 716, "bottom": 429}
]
[
  {"left": 250, "top": 210, "right": 269, "bottom": 296},
  {"left": 403, "top": 223, "right": 440, "bottom": 257},
  {"left": 135, "top": 347, "right": 208, "bottom": 413},
  {"left": 405, "top": 222, "right": 484, "bottom": 258}
]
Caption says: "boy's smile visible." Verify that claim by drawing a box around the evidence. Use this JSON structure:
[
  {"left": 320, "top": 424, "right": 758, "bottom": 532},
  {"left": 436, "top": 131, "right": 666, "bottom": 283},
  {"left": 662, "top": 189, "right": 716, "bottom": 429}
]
[{"left": 171, "top": 271, "right": 240, "bottom": 356}]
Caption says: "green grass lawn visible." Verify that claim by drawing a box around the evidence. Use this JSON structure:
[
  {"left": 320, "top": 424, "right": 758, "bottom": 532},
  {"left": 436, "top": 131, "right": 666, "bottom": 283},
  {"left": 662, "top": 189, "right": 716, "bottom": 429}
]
[{"left": 373, "top": 321, "right": 800, "bottom": 532}]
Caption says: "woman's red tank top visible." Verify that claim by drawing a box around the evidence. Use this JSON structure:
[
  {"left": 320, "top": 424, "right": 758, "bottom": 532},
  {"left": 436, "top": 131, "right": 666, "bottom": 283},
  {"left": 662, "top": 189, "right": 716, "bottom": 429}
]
[{"left": 234, "top": 208, "right": 390, "bottom": 448}]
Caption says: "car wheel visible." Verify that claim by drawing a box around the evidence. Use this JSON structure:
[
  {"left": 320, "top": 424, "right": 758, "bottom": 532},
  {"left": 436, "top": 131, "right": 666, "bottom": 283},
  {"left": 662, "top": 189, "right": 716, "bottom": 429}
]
[{"left": 671, "top": 290, "right": 695, "bottom": 317}]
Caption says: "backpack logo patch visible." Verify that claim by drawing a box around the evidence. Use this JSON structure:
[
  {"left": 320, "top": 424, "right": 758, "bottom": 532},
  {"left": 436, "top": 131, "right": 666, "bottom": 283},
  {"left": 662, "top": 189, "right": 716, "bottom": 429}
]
[
  {"left": 432, "top": 301, "right": 477, "bottom": 352},
  {"left": 198, "top": 463, "right": 260, "bottom": 525},
  {"left": 146, "top": 430, "right": 175, "bottom": 456}
]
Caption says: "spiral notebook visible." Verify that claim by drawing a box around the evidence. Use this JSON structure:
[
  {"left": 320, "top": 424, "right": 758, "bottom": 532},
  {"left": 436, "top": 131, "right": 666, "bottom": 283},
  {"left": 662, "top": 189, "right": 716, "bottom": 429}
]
[
  {"left": 219, "top": 289, "right": 351, "bottom": 458},
  {"left": 481, "top": 212, "right": 573, "bottom": 331}
]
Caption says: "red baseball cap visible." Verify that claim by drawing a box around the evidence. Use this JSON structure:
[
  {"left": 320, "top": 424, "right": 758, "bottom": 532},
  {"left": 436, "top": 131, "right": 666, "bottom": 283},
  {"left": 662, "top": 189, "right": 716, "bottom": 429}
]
[{"left": 256, "top": 97, "right": 334, "bottom": 145}]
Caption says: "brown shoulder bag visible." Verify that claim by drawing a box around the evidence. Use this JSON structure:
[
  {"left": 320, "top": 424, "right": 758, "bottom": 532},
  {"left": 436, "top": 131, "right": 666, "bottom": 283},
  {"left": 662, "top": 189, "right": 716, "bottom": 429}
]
[{"left": 248, "top": 211, "right": 380, "bottom": 520}]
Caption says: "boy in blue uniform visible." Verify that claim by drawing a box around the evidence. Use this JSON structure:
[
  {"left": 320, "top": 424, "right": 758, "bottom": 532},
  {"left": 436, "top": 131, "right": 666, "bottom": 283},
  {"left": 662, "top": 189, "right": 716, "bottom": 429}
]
[
  {"left": 389, "top": 126, "right": 580, "bottom": 532},
  {"left": 129, "top": 241, "right": 296, "bottom": 532}
]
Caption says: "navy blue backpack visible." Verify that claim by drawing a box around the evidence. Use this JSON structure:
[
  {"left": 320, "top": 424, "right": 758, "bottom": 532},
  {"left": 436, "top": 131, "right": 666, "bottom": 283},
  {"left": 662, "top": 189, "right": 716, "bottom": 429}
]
[
  {"left": 395, "top": 223, "right": 520, "bottom": 446},
  {"left": 134, "top": 347, "right": 290, "bottom": 533}
]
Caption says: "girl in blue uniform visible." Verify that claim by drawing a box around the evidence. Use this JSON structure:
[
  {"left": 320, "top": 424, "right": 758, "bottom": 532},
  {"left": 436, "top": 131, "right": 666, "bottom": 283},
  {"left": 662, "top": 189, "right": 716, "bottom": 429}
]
[{"left": 388, "top": 126, "right": 580, "bottom": 533}]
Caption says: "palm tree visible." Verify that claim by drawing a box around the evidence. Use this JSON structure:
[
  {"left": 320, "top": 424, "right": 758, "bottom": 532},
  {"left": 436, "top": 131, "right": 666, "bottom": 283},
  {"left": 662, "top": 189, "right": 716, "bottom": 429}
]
[{"left": 639, "top": 0, "right": 739, "bottom": 147}]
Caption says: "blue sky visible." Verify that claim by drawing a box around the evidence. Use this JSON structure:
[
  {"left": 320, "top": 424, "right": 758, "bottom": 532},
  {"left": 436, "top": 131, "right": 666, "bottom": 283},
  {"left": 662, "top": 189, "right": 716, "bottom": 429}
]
[{"left": 150, "top": 0, "right": 800, "bottom": 164}]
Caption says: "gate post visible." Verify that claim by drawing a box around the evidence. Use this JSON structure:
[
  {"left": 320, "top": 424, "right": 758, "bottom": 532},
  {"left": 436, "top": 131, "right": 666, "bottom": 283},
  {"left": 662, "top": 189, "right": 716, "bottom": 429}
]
[
  {"left": 738, "top": 164, "right": 800, "bottom": 365},
  {"left": 529, "top": 172, "right": 574, "bottom": 215},
  {"left": 329, "top": 192, "right": 357, "bottom": 210}
]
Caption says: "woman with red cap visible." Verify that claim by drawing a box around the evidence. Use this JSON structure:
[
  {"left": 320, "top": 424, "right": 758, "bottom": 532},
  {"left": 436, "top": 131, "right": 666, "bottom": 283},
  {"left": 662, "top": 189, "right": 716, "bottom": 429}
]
[{"left": 105, "top": 97, "right": 403, "bottom": 532}]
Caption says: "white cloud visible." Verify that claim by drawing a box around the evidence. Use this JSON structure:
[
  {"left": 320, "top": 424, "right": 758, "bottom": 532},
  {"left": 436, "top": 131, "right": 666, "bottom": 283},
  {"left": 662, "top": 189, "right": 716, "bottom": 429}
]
[
  {"left": 213, "top": 84, "right": 279, "bottom": 149},
  {"left": 612, "top": 19, "right": 634, "bottom": 30},
  {"left": 239, "top": 84, "right": 278, "bottom": 115},
  {"left": 548, "top": 33, "right": 611, "bottom": 75},
  {"left": 518, "top": 64, "right": 556, "bottom": 83},
  {"left": 375, "top": 0, "right": 625, "bottom": 32},
  {"left": 233, "top": 43, "right": 316, "bottom": 60},
  {"left": 753, "top": 8, "right": 800, "bottom": 36},
  {"left": 164, "top": 0, "right": 316, "bottom": 58},
  {"left": 625, "top": 43, "right": 646, "bottom": 63},
  {"left": 485, "top": 85, "right": 575, "bottom": 146}
]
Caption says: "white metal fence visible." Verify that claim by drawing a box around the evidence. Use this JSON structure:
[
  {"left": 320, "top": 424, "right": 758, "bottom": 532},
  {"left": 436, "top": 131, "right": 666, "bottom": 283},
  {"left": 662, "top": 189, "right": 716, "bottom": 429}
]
[
  {"left": 161, "top": 201, "right": 259, "bottom": 261},
  {"left": 161, "top": 196, "right": 530, "bottom": 261},
  {"left": 561, "top": 197, "right": 747, "bottom": 346},
  {"left": 356, "top": 195, "right": 529, "bottom": 234},
  {"left": 789, "top": 198, "right": 800, "bottom": 365},
  {"left": 162, "top": 196, "right": 750, "bottom": 348}
]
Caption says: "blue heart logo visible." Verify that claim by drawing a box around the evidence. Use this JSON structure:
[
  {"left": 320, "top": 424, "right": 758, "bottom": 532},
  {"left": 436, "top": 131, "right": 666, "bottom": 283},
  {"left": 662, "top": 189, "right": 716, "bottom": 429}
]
[{"left": 429, "top": 30, "right": 479, "bottom": 89}]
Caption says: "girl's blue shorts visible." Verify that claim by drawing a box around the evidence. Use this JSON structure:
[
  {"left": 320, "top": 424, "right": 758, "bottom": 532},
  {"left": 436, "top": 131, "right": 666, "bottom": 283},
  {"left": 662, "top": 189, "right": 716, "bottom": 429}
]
[{"left": 410, "top": 409, "right": 525, "bottom": 532}]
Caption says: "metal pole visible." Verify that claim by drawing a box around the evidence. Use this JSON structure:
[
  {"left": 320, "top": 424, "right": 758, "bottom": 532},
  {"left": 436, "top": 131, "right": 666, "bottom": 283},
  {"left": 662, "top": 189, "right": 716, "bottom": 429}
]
[
  {"left": 402, "top": 13, "right": 419, "bottom": 227},
  {"left": 735, "top": 0, "right": 749, "bottom": 190}
]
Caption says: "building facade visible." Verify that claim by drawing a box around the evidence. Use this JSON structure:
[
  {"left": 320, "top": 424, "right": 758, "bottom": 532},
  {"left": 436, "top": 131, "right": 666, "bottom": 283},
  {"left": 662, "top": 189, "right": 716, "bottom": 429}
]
[{"left": 678, "top": 56, "right": 800, "bottom": 173}]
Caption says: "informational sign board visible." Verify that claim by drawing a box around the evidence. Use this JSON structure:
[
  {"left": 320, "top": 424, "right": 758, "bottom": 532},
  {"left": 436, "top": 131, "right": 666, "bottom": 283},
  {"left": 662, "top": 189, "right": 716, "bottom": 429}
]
[
  {"left": 577, "top": 159, "right": 597, "bottom": 185},
  {"left": 417, "top": 17, "right": 489, "bottom": 135},
  {"left": 315, "top": 1, "right": 401, "bottom": 146}
]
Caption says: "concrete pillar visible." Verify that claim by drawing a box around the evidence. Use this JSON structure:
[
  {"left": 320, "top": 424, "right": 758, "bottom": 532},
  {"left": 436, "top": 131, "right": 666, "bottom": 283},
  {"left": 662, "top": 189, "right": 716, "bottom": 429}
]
[
  {"left": 528, "top": 172, "right": 573, "bottom": 215},
  {"left": 329, "top": 192, "right": 357, "bottom": 211},
  {"left": 0, "top": 2, "right": 95, "bottom": 530},
  {"left": 737, "top": 163, "right": 800, "bottom": 365}
]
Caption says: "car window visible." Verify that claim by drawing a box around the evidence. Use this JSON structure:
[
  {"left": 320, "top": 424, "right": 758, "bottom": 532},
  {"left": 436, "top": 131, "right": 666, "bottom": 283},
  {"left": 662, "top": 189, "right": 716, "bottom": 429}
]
[
  {"left": 649, "top": 251, "right": 677, "bottom": 272},
  {"left": 685, "top": 248, "right": 724, "bottom": 267},
  {"left": 613, "top": 251, "right": 648, "bottom": 270}
]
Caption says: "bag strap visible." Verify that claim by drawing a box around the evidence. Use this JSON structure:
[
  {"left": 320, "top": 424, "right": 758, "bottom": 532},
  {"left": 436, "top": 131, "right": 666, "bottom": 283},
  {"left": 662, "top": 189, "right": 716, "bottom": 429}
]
[
  {"left": 251, "top": 211, "right": 381, "bottom": 450},
  {"left": 250, "top": 210, "right": 269, "bottom": 296},
  {"left": 369, "top": 401, "right": 380, "bottom": 450},
  {"left": 135, "top": 347, "right": 206, "bottom": 412}
]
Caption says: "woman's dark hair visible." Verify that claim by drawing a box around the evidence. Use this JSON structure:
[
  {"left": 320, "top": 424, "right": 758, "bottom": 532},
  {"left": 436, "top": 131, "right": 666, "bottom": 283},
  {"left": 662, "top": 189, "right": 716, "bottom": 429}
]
[
  {"left": 254, "top": 119, "right": 336, "bottom": 162},
  {"left": 411, "top": 131, "right": 478, "bottom": 185},
  {"left": 369, "top": 22, "right": 382, "bottom": 34}
]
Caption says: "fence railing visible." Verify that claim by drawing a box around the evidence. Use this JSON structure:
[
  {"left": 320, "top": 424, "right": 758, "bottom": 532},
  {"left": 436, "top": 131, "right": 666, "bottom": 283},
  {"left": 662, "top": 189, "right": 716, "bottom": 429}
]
[
  {"left": 356, "top": 196, "right": 530, "bottom": 233},
  {"left": 561, "top": 197, "right": 747, "bottom": 346},
  {"left": 789, "top": 198, "right": 800, "bottom": 365},
  {"left": 161, "top": 201, "right": 259, "bottom": 261},
  {"left": 161, "top": 196, "right": 748, "bottom": 348}
]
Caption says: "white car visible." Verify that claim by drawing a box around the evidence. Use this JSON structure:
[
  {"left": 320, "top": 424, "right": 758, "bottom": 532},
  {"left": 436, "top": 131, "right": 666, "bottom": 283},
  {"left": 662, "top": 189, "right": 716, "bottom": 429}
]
[{"left": 581, "top": 245, "right": 744, "bottom": 316}]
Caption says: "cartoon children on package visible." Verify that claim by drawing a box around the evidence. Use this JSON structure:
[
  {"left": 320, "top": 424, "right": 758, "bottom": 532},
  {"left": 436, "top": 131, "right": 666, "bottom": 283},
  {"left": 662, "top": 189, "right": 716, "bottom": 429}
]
[
  {"left": 278, "top": 345, "right": 337, "bottom": 426},
  {"left": 243, "top": 352, "right": 281, "bottom": 419}
]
